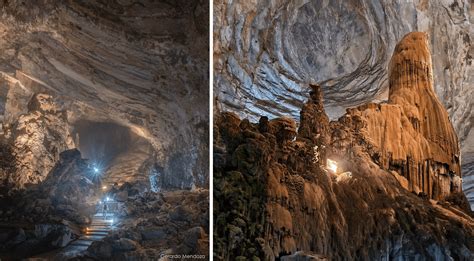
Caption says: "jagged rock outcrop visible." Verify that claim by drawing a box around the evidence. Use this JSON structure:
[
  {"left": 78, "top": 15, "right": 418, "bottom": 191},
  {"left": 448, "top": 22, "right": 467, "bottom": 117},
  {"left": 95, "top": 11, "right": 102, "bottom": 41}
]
[
  {"left": 1, "top": 149, "right": 98, "bottom": 225},
  {"left": 214, "top": 0, "right": 473, "bottom": 206},
  {"left": 3, "top": 93, "right": 74, "bottom": 189},
  {"left": 87, "top": 189, "right": 209, "bottom": 260},
  {"left": 332, "top": 32, "right": 461, "bottom": 200},
  {"left": 214, "top": 84, "right": 474, "bottom": 260},
  {"left": 214, "top": 32, "right": 473, "bottom": 259}
]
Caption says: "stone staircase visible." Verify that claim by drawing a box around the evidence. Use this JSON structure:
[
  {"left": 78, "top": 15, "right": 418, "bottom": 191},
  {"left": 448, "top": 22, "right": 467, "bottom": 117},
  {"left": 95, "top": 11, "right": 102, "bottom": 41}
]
[
  {"left": 68, "top": 213, "right": 113, "bottom": 250},
  {"left": 32, "top": 212, "right": 114, "bottom": 260}
]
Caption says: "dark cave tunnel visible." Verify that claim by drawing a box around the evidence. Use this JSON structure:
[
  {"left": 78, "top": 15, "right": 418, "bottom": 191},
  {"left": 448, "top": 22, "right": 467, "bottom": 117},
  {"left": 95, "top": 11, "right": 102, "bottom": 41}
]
[{"left": 71, "top": 120, "right": 154, "bottom": 188}]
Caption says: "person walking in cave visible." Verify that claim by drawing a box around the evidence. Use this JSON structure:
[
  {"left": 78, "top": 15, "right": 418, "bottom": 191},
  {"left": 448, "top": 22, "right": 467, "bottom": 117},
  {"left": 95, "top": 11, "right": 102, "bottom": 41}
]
[{"left": 103, "top": 201, "right": 108, "bottom": 220}]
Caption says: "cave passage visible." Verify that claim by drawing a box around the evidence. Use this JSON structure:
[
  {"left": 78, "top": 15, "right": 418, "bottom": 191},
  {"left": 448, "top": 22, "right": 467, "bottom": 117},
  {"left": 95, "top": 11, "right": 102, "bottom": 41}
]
[{"left": 72, "top": 120, "right": 154, "bottom": 188}]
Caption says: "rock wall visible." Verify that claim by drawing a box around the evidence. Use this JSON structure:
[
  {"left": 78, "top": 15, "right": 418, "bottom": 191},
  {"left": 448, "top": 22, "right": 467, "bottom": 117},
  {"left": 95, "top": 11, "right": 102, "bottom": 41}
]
[
  {"left": 2, "top": 93, "right": 74, "bottom": 189},
  {"left": 0, "top": 149, "right": 100, "bottom": 258}
]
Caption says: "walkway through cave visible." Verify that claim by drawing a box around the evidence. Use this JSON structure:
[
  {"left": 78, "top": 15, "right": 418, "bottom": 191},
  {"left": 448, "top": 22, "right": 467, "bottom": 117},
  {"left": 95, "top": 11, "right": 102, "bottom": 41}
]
[
  {"left": 72, "top": 119, "right": 154, "bottom": 188},
  {"left": 27, "top": 120, "right": 155, "bottom": 258},
  {"left": 33, "top": 200, "right": 117, "bottom": 259}
]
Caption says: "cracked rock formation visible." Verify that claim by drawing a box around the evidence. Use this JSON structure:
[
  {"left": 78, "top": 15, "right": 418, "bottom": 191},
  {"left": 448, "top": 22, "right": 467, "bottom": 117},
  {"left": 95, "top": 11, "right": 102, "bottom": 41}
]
[
  {"left": 0, "top": 0, "right": 209, "bottom": 190},
  {"left": 3, "top": 93, "right": 74, "bottom": 189},
  {"left": 214, "top": 0, "right": 474, "bottom": 207},
  {"left": 0, "top": 149, "right": 98, "bottom": 259}
]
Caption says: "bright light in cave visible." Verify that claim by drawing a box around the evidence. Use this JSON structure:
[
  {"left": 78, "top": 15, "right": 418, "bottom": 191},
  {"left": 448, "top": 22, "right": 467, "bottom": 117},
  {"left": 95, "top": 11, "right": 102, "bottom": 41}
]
[
  {"left": 327, "top": 159, "right": 338, "bottom": 173},
  {"left": 102, "top": 185, "right": 107, "bottom": 190},
  {"left": 93, "top": 167, "right": 99, "bottom": 173}
]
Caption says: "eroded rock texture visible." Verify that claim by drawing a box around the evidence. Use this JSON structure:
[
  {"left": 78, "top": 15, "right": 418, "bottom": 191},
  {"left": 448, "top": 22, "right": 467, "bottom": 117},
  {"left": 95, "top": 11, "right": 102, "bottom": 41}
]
[
  {"left": 214, "top": 0, "right": 474, "bottom": 207},
  {"left": 214, "top": 31, "right": 473, "bottom": 260},
  {"left": 3, "top": 93, "right": 74, "bottom": 189},
  {"left": 336, "top": 32, "right": 461, "bottom": 200},
  {"left": 214, "top": 85, "right": 473, "bottom": 260},
  {"left": 0, "top": 0, "right": 209, "bottom": 190}
]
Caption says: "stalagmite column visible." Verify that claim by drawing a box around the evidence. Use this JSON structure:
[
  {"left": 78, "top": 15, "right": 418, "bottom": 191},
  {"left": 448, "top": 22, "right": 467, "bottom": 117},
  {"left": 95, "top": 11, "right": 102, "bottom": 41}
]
[
  {"left": 341, "top": 32, "right": 462, "bottom": 199},
  {"left": 388, "top": 32, "right": 461, "bottom": 198}
]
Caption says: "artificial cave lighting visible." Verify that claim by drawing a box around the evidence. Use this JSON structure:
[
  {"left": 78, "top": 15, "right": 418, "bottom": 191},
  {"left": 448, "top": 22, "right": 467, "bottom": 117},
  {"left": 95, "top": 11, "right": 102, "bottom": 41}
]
[{"left": 327, "top": 159, "right": 338, "bottom": 173}]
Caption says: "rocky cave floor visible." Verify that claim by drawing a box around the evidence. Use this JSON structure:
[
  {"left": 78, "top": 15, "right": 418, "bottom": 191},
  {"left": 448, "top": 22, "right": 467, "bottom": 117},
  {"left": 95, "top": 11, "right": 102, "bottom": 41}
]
[{"left": 0, "top": 149, "right": 209, "bottom": 260}]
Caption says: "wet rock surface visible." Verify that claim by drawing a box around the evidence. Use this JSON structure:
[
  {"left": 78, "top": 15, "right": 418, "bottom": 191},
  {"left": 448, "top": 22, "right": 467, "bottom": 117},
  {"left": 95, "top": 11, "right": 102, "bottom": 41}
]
[
  {"left": 214, "top": 42, "right": 473, "bottom": 259},
  {"left": 86, "top": 188, "right": 209, "bottom": 260}
]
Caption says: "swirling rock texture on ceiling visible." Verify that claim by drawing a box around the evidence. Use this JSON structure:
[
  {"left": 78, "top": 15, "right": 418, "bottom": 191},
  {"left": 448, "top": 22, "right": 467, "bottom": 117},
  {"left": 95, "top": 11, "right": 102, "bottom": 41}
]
[
  {"left": 0, "top": 0, "right": 209, "bottom": 188},
  {"left": 214, "top": 0, "right": 473, "bottom": 206}
]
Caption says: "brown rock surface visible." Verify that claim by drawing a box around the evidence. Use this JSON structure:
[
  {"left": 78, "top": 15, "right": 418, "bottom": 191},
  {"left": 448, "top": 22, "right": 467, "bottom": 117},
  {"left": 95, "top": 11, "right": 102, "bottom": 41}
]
[
  {"left": 214, "top": 33, "right": 473, "bottom": 260},
  {"left": 337, "top": 32, "right": 461, "bottom": 200},
  {"left": 3, "top": 93, "right": 74, "bottom": 189}
]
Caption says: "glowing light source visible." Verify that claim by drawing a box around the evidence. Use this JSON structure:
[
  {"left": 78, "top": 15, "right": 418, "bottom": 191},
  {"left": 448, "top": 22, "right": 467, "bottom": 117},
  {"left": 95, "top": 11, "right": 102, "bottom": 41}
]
[
  {"left": 93, "top": 167, "right": 99, "bottom": 173},
  {"left": 327, "top": 159, "right": 338, "bottom": 173},
  {"left": 102, "top": 186, "right": 107, "bottom": 190},
  {"left": 106, "top": 197, "right": 110, "bottom": 201}
]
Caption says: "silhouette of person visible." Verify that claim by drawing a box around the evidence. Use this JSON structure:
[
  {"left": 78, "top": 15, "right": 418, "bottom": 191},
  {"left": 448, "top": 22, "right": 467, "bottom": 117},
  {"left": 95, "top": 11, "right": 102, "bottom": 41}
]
[{"left": 103, "top": 202, "right": 108, "bottom": 219}]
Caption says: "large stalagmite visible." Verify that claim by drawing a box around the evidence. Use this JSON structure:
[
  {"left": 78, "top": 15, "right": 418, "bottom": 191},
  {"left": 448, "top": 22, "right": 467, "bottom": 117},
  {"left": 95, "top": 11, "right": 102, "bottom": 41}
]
[{"left": 340, "top": 32, "right": 461, "bottom": 200}]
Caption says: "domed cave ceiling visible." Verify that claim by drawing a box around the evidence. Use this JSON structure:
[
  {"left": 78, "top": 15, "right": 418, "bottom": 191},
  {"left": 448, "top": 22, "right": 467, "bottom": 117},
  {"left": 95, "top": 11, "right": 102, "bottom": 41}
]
[
  {"left": 214, "top": 0, "right": 473, "bottom": 206},
  {"left": 0, "top": 0, "right": 209, "bottom": 189}
]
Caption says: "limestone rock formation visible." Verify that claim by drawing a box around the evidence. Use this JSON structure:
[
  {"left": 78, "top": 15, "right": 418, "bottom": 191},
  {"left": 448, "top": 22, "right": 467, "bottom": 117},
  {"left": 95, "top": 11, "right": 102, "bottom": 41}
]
[
  {"left": 3, "top": 93, "right": 74, "bottom": 189},
  {"left": 214, "top": 87, "right": 473, "bottom": 259},
  {"left": 214, "top": 0, "right": 474, "bottom": 207},
  {"left": 214, "top": 32, "right": 473, "bottom": 259},
  {"left": 333, "top": 32, "right": 461, "bottom": 200}
]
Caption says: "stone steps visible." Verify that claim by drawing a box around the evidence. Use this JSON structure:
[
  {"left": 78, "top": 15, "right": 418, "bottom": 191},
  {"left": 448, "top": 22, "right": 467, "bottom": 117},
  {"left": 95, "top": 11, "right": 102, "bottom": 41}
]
[{"left": 32, "top": 210, "right": 115, "bottom": 259}]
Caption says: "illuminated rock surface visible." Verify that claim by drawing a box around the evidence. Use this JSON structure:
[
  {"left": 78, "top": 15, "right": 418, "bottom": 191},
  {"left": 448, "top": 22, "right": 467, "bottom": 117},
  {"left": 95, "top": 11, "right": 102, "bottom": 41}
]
[
  {"left": 0, "top": 0, "right": 209, "bottom": 190},
  {"left": 214, "top": 36, "right": 473, "bottom": 259},
  {"left": 334, "top": 32, "right": 461, "bottom": 200},
  {"left": 87, "top": 189, "right": 209, "bottom": 260},
  {"left": 214, "top": 0, "right": 474, "bottom": 209},
  {"left": 0, "top": 149, "right": 96, "bottom": 258},
  {"left": 0, "top": 1, "right": 209, "bottom": 259},
  {"left": 3, "top": 93, "right": 74, "bottom": 189}
]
